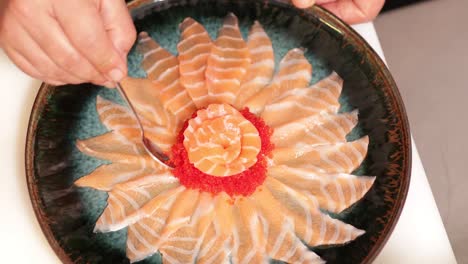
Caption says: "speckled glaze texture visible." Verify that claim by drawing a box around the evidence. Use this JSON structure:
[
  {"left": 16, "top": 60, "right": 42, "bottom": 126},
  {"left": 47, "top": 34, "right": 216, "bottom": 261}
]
[{"left": 25, "top": 0, "right": 411, "bottom": 263}]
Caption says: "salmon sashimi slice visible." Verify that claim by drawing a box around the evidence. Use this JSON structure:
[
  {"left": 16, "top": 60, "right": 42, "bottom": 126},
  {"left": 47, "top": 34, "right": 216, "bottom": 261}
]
[
  {"left": 156, "top": 189, "right": 200, "bottom": 240},
  {"left": 267, "top": 165, "right": 375, "bottom": 213},
  {"left": 250, "top": 188, "right": 324, "bottom": 263},
  {"left": 96, "top": 96, "right": 176, "bottom": 152},
  {"left": 126, "top": 192, "right": 178, "bottom": 262},
  {"left": 76, "top": 132, "right": 154, "bottom": 164},
  {"left": 197, "top": 194, "right": 234, "bottom": 263},
  {"left": 137, "top": 32, "right": 196, "bottom": 120},
  {"left": 159, "top": 193, "right": 215, "bottom": 264},
  {"left": 120, "top": 77, "right": 181, "bottom": 134},
  {"left": 96, "top": 96, "right": 140, "bottom": 138},
  {"left": 94, "top": 174, "right": 180, "bottom": 232},
  {"left": 312, "top": 71, "right": 343, "bottom": 99},
  {"left": 261, "top": 177, "right": 365, "bottom": 247},
  {"left": 272, "top": 136, "right": 369, "bottom": 173},
  {"left": 196, "top": 222, "right": 232, "bottom": 264},
  {"left": 261, "top": 72, "right": 343, "bottom": 127},
  {"left": 184, "top": 104, "right": 261, "bottom": 176},
  {"left": 75, "top": 161, "right": 161, "bottom": 191},
  {"left": 234, "top": 21, "right": 274, "bottom": 109},
  {"left": 231, "top": 199, "right": 269, "bottom": 263},
  {"left": 205, "top": 13, "right": 251, "bottom": 105},
  {"left": 126, "top": 186, "right": 202, "bottom": 262},
  {"left": 271, "top": 111, "right": 359, "bottom": 148},
  {"left": 177, "top": 18, "right": 212, "bottom": 108},
  {"left": 244, "top": 48, "right": 312, "bottom": 114},
  {"left": 126, "top": 190, "right": 202, "bottom": 262}
]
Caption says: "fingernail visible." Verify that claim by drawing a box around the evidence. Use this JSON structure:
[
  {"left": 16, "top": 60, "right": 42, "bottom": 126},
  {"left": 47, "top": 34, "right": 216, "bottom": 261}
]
[
  {"left": 108, "top": 68, "right": 124, "bottom": 82},
  {"left": 104, "top": 81, "right": 115, "bottom": 88}
]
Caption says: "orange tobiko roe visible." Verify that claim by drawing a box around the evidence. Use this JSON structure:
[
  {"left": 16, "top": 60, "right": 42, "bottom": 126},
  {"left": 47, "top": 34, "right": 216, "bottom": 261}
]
[{"left": 170, "top": 108, "right": 274, "bottom": 197}]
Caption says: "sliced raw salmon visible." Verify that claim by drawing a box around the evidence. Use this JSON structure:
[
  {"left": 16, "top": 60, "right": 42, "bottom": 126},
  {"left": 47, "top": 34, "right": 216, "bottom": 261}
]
[
  {"left": 159, "top": 193, "right": 215, "bottom": 264},
  {"left": 75, "top": 162, "right": 160, "bottom": 191},
  {"left": 125, "top": 186, "right": 190, "bottom": 262},
  {"left": 261, "top": 72, "right": 343, "bottom": 127},
  {"left": 137, "top": 32, "right": 196, "bottom": 120},
  {"left": 313, "top": 71, "right": 343, "bottom": 99},
  {"left": 126, "top": 194, "right": 177, "bottom": 262},
  {"left": 120, "top": 77, "right": 181, "bottom": 134},
  {"left": 231, "top": 199, "right": 268, "bottom": 263},
  {"left": 94, "top": 173, "right": 180, "bottom": 232},
  {"left": 245, "top": 48, "right": 312, "bottom": 114},
  {"left": 156, "top": 189, "right": 200, "bottom": 240},
  {"left": 272, "top": 136, "right": 369, "bottom": 173},
  {"left": 250, "top": 187, "right": 325, "bottom": 263},
  {"left": 76, "top": 132, "right": 151, "bottom": 164},
  {"left": 197, "top": 193, "right": 234, "bottom": 263},
  {"left": 196, "top": 222, "right": 232, "bottom": 264},
  {"left": 177, "top": 18, "right": 212, "bottom": 108},
  {"left": 124, "top": 190, "right": 202, "bottom": 262},
  {"left": 96, "top": 96, "right": 176, "bottom": 152},
  {"left": 271, "top": 111, "right": 358, "bottom": 148},
  {"left": 205, "top": 13, "right": 251, "bottom": 105},
  {"left": 260, "top": 177, "right": 365, "bottom": 247},
  {"left": 268, "top": 165, "right": 375, "bottom": 213},
  {"left": 96, "top": 96, "right": 139, "bottom": 138},
  {"left": 234, "top": 21, "right": 274, "bottom": 109},
  {"left": 184, "top": 104, "right": 261, "bottom": 176}
]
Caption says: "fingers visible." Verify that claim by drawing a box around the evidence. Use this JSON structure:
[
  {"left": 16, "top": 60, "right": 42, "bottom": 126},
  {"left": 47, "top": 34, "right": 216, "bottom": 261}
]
[
  {"left": 2, "top": 47, "right": 66, "bottom": 86},
  {"left": 4, "top": 48, "right": 64, "bottom": 86},
  {"left": 292, "top": 0, "right": 385, "bottom": 24},
  {"left": 1, "top": 16, "right": 82, "bottom": 84},
  {"left": 292, "top": 0, "right": 316, "bottom": 9},
  {"left": 52, "top": 0, "right": 127, "bottom": 82},
  {"left": 5, "top": 0, "right": 110, "bottom": 86},
  {"left": 316, "top": 0, "right": 337, "bottom": 3},
  {"left": 2, "top": 46, "right": 41, "bottom": 79},
  {"left": 100, "top": 0, "right": 137, "bottom": 61},
  {"left": 353, "top": 0, "right": 386, "bottom": 22},
  {"left": 320, "top": 0, "right": 385, "bottom": 24},
  {"left": 1, "top": 0, "right": 135, "bottom": 86}
]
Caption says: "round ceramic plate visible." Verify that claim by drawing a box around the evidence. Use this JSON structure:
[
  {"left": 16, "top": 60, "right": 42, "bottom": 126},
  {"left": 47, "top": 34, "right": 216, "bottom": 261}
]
[{"left": 26, "top": 0, "right": 411, "bottom": 263}]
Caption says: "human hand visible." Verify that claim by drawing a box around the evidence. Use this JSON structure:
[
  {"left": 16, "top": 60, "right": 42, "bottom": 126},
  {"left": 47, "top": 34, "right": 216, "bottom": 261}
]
[
  {"left": 0, "top": 0, "right": 136, "bottom": 87},
  {"left": 292, "top": 0, "right": 386, "bottom": 25}
]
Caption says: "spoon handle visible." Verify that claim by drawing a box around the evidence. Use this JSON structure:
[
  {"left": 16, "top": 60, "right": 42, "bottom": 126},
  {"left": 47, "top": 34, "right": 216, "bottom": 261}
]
[
  {"left": 115, "top": 82, "right": 145, "bottom": 134},
  {"left": 114, "top": 82, "right": 172, "bottom": 167}
]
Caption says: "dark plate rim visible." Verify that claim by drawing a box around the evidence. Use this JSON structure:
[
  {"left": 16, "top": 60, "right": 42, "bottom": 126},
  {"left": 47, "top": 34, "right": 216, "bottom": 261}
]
[
  {"left": 314, "top": 6, "right": 413, "bottom": 264},
  {"left": 25, "top": 1, "right": 412, "bottom": 263}
]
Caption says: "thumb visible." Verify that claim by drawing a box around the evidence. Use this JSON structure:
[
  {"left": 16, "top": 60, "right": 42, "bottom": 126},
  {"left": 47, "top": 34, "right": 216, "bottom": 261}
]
[{"left": 99, "top": 0, "right": 137, "bottom": 61}]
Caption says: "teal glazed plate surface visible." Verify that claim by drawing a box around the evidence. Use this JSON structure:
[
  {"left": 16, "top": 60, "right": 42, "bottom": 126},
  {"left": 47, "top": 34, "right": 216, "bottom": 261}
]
[{"left": 26, "top": 0, "right": 411, "bottom": 263}]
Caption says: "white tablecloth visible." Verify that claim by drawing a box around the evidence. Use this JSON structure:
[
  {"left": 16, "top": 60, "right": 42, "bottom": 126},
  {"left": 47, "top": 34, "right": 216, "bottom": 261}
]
[{"left": 0, "top": 22, "right": 456, "bottom": 263}]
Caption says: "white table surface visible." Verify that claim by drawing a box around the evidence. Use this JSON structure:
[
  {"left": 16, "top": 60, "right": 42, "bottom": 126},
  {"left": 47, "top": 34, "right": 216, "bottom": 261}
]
[{"left": 0, "top": 23, "right": 457, "bottom": 263}]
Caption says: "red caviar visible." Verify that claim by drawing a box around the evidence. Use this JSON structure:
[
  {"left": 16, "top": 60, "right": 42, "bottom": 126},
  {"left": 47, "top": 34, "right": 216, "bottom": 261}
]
[{"left": 170, "top": 108, "right": 274, "bottom": 197}]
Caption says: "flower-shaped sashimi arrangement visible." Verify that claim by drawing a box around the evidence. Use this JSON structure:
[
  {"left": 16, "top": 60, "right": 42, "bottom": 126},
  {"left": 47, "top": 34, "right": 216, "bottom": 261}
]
[{"left": 76, "top": 13, "right": 375, "bottom": 263}]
